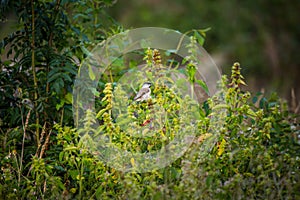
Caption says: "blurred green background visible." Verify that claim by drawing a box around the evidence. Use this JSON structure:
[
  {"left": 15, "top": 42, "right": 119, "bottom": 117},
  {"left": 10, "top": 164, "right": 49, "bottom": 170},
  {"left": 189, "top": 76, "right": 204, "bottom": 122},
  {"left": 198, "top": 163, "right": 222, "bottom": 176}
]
[{"left": 107, "top": 0, "right": 300, "bottom": 102}]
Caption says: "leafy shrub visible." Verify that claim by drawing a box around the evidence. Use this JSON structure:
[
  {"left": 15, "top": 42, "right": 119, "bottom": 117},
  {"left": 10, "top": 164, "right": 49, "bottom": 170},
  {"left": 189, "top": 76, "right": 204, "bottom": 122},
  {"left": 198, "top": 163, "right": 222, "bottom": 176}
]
[
  {"left": 177, "top": 63, "right": 300, "bottom": 200},
  {"left": 1, "top": 54, "right": 300, "bottom": 199}
]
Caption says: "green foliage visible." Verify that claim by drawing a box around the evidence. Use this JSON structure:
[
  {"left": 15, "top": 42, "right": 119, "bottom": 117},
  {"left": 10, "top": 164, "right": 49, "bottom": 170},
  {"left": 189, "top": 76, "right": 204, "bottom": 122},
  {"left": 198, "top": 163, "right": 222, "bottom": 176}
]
[
  {"left": 0, "top": 0, "right": 118, "bottom": 129},
  {"left": 0, "top": 0, "right": 119, "bottom": 199},
  {"left": 177, "top": 64, "right": 300, "bottom": 199},
  {"left": 1, "top": 57, "right": 300, "bottom": 199}
]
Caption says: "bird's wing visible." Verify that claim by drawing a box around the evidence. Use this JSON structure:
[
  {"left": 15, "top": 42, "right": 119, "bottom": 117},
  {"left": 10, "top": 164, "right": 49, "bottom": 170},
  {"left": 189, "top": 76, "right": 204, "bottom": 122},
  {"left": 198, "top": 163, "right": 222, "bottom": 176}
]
[{"left": 134, "top": 88, "right": 149, "bottom": 100}]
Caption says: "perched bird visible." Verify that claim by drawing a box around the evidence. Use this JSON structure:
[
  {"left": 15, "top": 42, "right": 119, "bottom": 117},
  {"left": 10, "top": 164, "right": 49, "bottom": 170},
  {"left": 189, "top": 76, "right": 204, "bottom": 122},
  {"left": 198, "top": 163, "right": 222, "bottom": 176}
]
[
  {"left": 22, "top": 98, "right": 34, "bottom": 110},
  {"left": 133, "top": 82, "right": 152, "bottom": 102}
]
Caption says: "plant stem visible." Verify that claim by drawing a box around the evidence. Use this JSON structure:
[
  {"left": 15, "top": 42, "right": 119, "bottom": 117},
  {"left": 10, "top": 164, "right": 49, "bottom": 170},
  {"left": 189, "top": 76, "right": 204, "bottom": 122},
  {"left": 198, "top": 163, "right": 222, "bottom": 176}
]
[
  {"left": 20, "top": 108, "right": 31, "bottom": 187},
  {"left": 79, "top": 160, "right": 84, "bottom": 198},
  {"left": 31, "top": 0, "right": 40, "bottom": 145}
]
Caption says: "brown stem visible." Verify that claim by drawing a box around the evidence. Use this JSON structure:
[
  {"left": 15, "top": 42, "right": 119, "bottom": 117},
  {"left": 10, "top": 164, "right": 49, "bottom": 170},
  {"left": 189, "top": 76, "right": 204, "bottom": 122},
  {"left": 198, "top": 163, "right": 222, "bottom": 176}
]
[
  {"left": 39, "top": 130, "right": 52, "bottom": 159},
  {"left": 34, "top": 122, "right": 47, "bottom": 157}
]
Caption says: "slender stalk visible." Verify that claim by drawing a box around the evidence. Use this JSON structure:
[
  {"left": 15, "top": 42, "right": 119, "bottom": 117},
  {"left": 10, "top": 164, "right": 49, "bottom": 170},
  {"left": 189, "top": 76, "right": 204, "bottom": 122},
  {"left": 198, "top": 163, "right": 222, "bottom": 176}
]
[
  {"left": 39, "top": 130, "right": 52, "bottom": 159},
  {"left": 79, "top": 160, "right": 84, "bottom": 199},
  {"left": 31, "top": 0, "right": 40, "bottom": 145},
  {"left": 191, "top": 83, "right": 194, "bottom": 100},
  {"left": 20, "top": 108, "right": 31, "bottom": 186},
  {"left": 60, "top": 108, "right": 64, "bottom": 125}
]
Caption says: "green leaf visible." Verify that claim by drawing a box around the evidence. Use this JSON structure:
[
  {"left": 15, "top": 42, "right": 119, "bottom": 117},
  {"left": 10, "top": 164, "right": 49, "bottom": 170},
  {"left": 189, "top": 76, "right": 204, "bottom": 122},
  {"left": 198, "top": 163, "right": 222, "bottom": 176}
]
[
  {"left": 73, "top": 13, "right": 90, "bottom": 20},
  {"left": 187, "top": 63, "right": 196, "bottom": 83},
  {"left": 56, "top": 99, "right": 65, "bottom": 110},
  {"left": 52, "top": 78, "right": 64, "bottom": 94},
  {"left": 80, "top": 45, "right": 92, "bottom": 57},
  {"left": 65, "top": 92, "right": 73, "bottom": 104},
  {"left": 63, "top": 65, "right": 77, "bottom": 75},
  {"left": 194, "top": 30, "right": 205, "bottom": 46},
  {"left": 69, "top": 170, "right": 79, "bottom": 180},
  {"left": 59, "top": 152, "right": 64, "bottom": 162},
  {"left": 252, "top": 96, "right": 258, "bottom": 104},
  {"left": 195, "top": 79, "right": 209, "bottom": 95},
  {"left": 111, "top": 57, "right": 124, "bottom": 67},
  {"left": 88, "top": 64, "right": 96, "bottom": 80},
  {"left": 197, "top": 27, "right": 211, "bottom": 37},
  {"left": 47, "top": 73, "right": 61, "bottom": 83},
  {"left": 96, "top": 108, "right": 107, "bottom": 119},
  {"left": 61, "top": 73, "right": 72, "bottom": 82}
]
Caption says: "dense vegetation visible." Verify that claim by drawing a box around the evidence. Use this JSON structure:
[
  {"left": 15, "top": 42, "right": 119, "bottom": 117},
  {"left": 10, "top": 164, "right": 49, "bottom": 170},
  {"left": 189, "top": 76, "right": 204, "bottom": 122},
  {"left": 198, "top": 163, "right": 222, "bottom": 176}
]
[{"left": 0, "top": 0, "right": 299, "bottom": 199}]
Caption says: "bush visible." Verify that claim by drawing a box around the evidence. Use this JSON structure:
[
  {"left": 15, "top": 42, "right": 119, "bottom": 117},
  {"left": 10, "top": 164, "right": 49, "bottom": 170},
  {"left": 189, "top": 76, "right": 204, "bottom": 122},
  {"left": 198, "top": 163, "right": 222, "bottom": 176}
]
[{"left": 1, "top": 58, "right": 299, "bottom": 199}]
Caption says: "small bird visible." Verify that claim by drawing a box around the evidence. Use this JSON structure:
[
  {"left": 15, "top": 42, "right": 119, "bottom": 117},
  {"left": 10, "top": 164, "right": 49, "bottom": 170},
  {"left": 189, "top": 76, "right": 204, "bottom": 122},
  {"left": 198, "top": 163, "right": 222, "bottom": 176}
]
[
  {"left": 22, "top": 98, "right": 34, "bottom": 110},
  {"left": 133, "top": 82, "right": 152, "bottom": 102}
]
